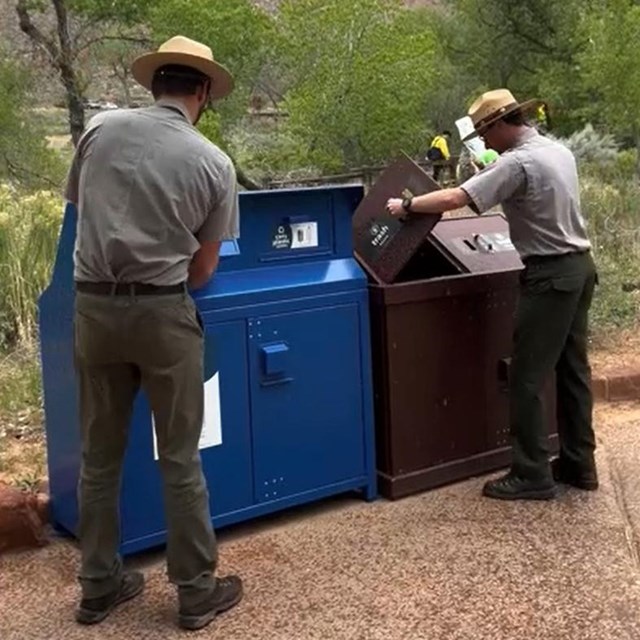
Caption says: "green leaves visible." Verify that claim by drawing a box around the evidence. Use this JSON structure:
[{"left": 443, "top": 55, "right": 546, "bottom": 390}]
[
  {"left": 147, "top": 0, "right": 274, "bottom": 134},
  {"left": 272, "top": 0, "right": 439, "bottom": 171},
  {"left": 579, "top": 0, "right": 640, "bottom": 139},
  {"left": 0, "top": 54, "right": 64, "bottom": 190}
]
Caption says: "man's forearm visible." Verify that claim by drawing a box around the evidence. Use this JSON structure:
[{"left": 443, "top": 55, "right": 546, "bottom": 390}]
[
  {"left": 385, "top": 187, "right": 471, "bottom": 217},
  {"left": 410, "top": 188, "right": 470, "bottom": 214},
  {"left": 188, "top": 240, "right": 222, "bottom": 290}
]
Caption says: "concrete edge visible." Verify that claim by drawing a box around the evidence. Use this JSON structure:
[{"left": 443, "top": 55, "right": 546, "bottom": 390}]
[{"left": 593, "top": 371, "right": 640, "bottom": 403}]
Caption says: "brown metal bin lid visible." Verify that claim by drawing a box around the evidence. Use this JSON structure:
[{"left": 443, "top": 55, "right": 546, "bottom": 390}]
[{"left": 352, "top": 154, "right": 442, "bottom": 284}]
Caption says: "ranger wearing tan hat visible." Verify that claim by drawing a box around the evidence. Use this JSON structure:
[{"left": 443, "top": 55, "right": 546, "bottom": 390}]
[
  {"left": 387, "top": 89, "right": 598, "bottom": 502},
  {"left": 66, "top": 36, "right": 242, "bottom": 630}
]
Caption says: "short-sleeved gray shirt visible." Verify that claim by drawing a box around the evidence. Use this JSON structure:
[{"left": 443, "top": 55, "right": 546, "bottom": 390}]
[
  {"left": 65, "top": 99, "right": 239, "bottom": 285},
  {"left": 461, "top": 129, "right": 591, "bottom": 260}
]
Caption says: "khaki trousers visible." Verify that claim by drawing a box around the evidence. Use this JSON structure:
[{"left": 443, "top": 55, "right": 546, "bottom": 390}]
[{"left": 74, "top": 290, "right": 217, "bottom": 609}]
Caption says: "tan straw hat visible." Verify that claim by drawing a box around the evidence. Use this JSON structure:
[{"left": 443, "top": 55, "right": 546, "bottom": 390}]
[
  {"left": 462, "top": 89, "right": 542, "bottom": 141},
  {"left": 131, "top": 35, "right": 234, "bottom": 100}
]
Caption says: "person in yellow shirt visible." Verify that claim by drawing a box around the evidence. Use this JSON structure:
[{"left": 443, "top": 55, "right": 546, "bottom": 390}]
[
  {"left": 426, "top": 130, "right": 452, "bottom": 182},
  {"left": 536, "top": 103, "right": 550, "bottom": 133}
]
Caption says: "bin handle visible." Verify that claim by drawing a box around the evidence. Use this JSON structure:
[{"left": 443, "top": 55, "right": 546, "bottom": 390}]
[
  {"left": 260, "top": 377, "right": 294, "bottom": 388},
  {"left": 497, "top": 357, "right": 511, "bottom": 393}
]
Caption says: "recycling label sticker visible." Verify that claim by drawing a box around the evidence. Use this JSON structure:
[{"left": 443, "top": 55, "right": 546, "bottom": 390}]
[{"left": 272, "top": 225, "right": 292, "bottom": 250}]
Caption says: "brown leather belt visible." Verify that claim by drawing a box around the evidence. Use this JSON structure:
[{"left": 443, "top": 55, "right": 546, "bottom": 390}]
[{"left": 75, "top": 281, "right": 186, "bottom": 296}]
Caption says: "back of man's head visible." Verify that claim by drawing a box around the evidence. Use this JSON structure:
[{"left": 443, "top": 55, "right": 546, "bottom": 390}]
[{"left": 151, "top": 64, "right": 208, "bottom": 99}]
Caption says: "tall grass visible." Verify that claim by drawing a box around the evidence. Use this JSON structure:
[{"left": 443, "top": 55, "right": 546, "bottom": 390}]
[
  {"left": 580, "top": 166, "right": 640, "bottom": 332},
  {"left": 0, "top": 184, "right": 62, "bottom": 349}
]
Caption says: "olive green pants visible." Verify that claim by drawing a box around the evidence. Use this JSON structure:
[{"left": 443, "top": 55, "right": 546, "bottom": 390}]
[
  {"left": 509, "top": 252, "right": 598, "bottom": 480},
  {"left": 74, "top": 290, "right": 217, "bottom": 609}
]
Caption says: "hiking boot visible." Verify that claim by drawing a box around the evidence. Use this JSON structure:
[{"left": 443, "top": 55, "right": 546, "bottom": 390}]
[
  {"left": 551, "top": 457, "right": 599, "bottom": 491},
  {"left": 482, "top": 472, "right": 556, "bottom": 501},
  {"left": 178, "top": 575, "right": 243, "bottom": 631},
  {"left": 76, "top": 571, "right": 145, "bottom": 625}
]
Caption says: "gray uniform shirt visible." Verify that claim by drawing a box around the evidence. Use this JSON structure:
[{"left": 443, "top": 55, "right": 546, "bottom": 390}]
[
  {"left": 461, "top": 129, "right": 591, "bottom": 260},
  {"left": 65, "top": 99, "right": 239, "bottom": 285}
]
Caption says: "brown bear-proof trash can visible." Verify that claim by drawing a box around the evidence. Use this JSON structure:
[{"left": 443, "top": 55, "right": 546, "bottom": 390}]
[{"left": 352, "top": 159, "right": 557, "bottom": 500}]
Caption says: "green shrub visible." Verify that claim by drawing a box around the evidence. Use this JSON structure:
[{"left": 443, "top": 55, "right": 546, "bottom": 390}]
[
  {"left": 0, "top": 185, "right": 63, "bottom": 348},
  {"left": 580, "top": 172, "right": 640, "bottom": 332}
]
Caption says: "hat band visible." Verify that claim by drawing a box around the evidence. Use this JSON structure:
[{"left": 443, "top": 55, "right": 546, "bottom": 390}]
[{"left": 474, "top": 101, "right": 519, "bottom": 130}]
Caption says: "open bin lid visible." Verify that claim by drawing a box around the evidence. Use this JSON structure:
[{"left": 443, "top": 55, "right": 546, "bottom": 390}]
[{"left": 352, "top": 154, "right": 442, "bottom": 284}]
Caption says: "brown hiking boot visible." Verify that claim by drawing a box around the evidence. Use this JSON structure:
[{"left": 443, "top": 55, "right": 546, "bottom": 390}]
[
  {"left": 178, "top": 575, "right": 243, "bottom": 631},
  {"left": 76, "top": 571, "right": 145, "bottom": 625}
]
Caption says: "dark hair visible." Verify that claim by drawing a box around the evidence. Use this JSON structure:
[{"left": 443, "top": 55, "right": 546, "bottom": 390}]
[
  {"left": 151, "top": 64, "right": 209, "bottom": 99},
  {"left": 501, "top": 110, "right": 527, "bottom": 127},
  {"left": 442, "top": 130, "right": 452, "bottom": 137}
]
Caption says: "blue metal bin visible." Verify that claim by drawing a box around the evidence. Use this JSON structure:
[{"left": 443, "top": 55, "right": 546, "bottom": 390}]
[{"left": 39, "top": 185, "right": 377, "bottom": 554}]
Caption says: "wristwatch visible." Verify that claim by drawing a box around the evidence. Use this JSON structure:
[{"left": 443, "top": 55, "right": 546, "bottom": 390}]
[{"left": 401, "top": 197, "right": 413, "bottom": 213}]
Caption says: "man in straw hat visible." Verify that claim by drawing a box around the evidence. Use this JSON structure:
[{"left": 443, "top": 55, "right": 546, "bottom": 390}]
[
  {"left": 65, "top": 36, "right": 243, "bottom": 629},
  {"left": 387, "top": 89, "right": 598, "bottom": 501}
]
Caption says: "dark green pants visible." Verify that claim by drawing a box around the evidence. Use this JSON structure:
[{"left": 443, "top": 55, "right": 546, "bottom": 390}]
[
  {"left": 74, "top": 290, "right": 217, "bottom": 609},
  {"left": 510, "top": 251, "right": 597, "bottom": 480}
]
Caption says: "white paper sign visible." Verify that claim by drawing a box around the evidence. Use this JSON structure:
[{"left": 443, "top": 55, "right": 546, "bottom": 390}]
[
  {"left": 152, "top": 373, "right": 222, "bottom": 461},
  {"left": 455, "top": 116, "right": 488, "bottom": 158},
  {"left": 290, "top": 222, "right": 318, "bottom": 249}
]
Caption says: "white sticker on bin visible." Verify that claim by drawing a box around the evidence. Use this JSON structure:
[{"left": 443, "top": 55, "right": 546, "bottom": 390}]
[
  {"left": 290, "top": 222, "right": 318, "bottom": 249},
  {"left": 152, "top": 373, "right": 222, "bottom": 460}
]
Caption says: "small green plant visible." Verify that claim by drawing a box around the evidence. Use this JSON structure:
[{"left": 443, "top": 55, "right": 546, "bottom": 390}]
[
  {"left": 0, "top": 345, "right": 43, "bottom": 418},
  {"left": 13, "top": 471, "right": 43, "bottom": 493}
]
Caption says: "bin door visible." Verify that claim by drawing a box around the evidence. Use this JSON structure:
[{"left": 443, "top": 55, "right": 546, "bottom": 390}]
[
  {"left": 121, "top": 319, "right": 253, "bottom": 547},
  {"left": 249, "top": 304, "right": 366, "bottom": 502}
]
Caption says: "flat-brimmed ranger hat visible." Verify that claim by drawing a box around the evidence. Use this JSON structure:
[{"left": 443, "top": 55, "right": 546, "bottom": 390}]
[
  {"left": 462, "top": 89, "right": 542, "bottom": 141},
  {"left": 131, "top": 35, "right": 234, "bottom": 100}
]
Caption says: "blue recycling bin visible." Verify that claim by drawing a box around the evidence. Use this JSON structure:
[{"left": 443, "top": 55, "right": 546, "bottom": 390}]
[{"left": 39, "top": 185, "right": 377, "bottom": 555}]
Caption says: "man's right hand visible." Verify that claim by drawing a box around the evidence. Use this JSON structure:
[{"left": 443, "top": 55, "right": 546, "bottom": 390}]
[{"left": 188, "top": 240, "right": 221, "bottom": 290}]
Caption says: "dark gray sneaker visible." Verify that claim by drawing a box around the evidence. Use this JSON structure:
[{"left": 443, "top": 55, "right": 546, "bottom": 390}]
[
  {"left": 76, "top": 571, "right": 145, "bottom": 625},
  {"left": 178, "top": 575, "right": 243, "bottom": 631}
]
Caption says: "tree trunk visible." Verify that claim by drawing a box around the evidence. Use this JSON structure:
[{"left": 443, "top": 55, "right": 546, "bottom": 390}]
[
  {"left": 60, "top": 64, "right": 85, "bottom": 145},
  {"left": 123, "top": 74, "right": 132, "bottom": 108},
  {"left": 16, "top": 0, "right": 86, "bottom": 146},
  {"left": 52, "top": 0, "right": 85, "bottom": 145}
]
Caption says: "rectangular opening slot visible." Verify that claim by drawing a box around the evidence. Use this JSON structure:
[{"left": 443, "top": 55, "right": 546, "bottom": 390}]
[{"left": 394, "top": 239, "right": 464, "bottom": 283}]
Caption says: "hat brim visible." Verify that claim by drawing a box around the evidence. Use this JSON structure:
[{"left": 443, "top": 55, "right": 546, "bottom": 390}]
[
  {"left": 131, "top": 51, "right": 234, "bottom": 100},
  {"left": 461, "top": 99, "right": 543, "bottom": 142}
]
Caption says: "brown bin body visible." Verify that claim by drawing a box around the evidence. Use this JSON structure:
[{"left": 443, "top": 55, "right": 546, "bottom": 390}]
[{"left": 360, "top": 213, "right": 558, "bottom": 499}]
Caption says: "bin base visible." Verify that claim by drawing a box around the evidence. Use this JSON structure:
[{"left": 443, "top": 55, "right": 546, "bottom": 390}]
[{"left": 378, "top": 435, "right": 560, "bottom": 500}]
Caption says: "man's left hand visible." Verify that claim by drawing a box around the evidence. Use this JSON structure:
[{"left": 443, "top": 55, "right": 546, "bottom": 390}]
[{"left": 386, "top": 198, "right": 405, "bottom": 216}]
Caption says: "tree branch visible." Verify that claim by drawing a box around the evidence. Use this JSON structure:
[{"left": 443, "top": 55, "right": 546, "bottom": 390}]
[
  {"left": 75, "top": 34, "right": 151, "bottom": 58},
  {"left": 16, "top": 0, "right": 59, "bottom": 63},
  {"left": 4, "top": 154, "right": 62, "bottom": 191},
  {"left": 52, "top": 0, "right": 72, "bottom": 59}
]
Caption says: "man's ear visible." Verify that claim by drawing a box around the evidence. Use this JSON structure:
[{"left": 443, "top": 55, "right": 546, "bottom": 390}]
[{"left": 202, "top": 79, "right": 211, "bottom": 103}]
